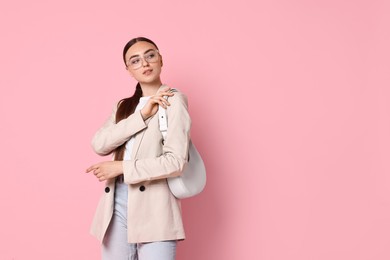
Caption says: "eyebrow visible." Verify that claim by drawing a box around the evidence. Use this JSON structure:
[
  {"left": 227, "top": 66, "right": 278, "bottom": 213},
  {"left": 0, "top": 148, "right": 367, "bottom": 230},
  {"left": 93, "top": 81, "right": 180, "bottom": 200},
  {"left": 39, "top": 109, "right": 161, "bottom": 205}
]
[{"left": 128, "top": 49, "right": 155, "bottom": 60}]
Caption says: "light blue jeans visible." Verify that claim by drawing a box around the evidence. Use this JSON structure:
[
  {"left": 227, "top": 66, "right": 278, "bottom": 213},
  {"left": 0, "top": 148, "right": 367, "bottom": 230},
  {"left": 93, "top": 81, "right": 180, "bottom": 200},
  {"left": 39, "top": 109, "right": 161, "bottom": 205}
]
[{"left": 102, "top": 179, "right": 177, "bottom": 260}]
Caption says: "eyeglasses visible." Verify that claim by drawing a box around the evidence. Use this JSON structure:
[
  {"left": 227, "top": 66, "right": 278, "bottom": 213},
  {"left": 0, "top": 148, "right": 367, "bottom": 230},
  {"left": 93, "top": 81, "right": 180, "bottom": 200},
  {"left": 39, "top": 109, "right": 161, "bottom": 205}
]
[{"left": 126, "top": 49, "right": 160, "bottom": 70}]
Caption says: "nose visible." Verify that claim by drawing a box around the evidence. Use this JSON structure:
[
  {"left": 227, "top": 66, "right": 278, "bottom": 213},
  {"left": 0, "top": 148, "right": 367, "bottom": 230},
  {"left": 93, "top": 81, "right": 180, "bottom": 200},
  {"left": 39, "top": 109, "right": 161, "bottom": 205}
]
[{"left": 141, "top": 58, "right": 150, "bottom": 67}]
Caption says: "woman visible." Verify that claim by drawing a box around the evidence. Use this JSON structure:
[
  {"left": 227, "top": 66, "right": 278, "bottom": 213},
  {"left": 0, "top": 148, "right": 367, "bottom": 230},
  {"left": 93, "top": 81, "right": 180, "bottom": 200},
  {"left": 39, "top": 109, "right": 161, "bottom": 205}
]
[{"left": 86, "top": 37, "right": 191, "bottom": 260}]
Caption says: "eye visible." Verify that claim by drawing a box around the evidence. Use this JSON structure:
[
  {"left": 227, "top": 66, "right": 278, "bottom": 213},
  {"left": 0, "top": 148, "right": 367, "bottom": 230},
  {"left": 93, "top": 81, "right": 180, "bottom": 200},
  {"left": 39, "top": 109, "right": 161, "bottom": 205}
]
[
  {"left": 130, "top": 58, "right": 140, "bottom": 65},
  {"left": 146, "top": 53, "right": 156, "bottom": 60}
]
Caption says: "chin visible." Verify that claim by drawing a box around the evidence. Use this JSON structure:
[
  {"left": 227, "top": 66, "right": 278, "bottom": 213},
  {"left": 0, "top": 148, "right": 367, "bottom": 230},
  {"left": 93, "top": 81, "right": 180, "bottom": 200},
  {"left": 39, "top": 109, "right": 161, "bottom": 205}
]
[{"left": 141, "top": 75, "right": 161, "bottom": 84}]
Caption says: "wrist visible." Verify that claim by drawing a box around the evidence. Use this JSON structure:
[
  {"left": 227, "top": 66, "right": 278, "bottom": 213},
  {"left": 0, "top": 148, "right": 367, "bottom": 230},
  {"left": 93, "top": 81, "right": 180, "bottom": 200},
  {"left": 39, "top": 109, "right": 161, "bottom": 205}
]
[
  {"left": 114, "top": 161, "right": 124, "bottom": 176},
  {"left": 140, "top": 109, "right": 147, "bottom": 120},
  {"left": 140, "top": 109, "right": 150, "bottom": 121}
]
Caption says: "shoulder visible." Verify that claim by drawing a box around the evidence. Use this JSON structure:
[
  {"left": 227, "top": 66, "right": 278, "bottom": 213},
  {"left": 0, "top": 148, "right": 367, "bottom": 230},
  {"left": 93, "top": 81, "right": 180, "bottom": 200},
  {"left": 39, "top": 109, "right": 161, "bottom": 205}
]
[
  {"left": 165, "top": 87, "right": 191, "bottom": 122},
  {"left": 168, "top": 88, "right": 189, "bottom": 107}
]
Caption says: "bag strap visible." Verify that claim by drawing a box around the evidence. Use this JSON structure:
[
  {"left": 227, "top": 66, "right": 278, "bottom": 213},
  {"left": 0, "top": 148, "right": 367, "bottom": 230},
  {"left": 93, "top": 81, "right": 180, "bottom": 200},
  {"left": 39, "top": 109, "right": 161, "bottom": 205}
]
[
  {"left": 158, "top": 105, "right": 168, "bottom": 139},
  {"left": 158, "top": 88, "right": 177, "bottom": 140}
]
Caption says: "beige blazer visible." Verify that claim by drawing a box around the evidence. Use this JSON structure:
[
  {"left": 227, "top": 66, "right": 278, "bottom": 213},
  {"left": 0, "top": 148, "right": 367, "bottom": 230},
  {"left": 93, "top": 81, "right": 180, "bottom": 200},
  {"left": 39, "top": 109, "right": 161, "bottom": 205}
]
[{"left": 90, "top": 86, "right": 191, "bottom": 243}]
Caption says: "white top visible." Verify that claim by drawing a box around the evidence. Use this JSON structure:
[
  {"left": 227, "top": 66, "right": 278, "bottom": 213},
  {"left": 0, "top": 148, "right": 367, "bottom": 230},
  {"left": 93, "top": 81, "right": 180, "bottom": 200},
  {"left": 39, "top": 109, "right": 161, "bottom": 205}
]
[{"left": 123, "top": 96, "right": 151, "bottom": 160}]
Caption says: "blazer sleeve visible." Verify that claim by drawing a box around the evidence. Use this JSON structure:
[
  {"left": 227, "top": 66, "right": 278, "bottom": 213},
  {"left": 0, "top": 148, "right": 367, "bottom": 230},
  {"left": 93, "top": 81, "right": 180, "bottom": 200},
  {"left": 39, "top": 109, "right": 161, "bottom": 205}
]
[
  {"left": 91, "top": 104, "right": 148, "bottom": 156},
  {"left": 122, "top": 92, "right": 191, "bottom": 184}
]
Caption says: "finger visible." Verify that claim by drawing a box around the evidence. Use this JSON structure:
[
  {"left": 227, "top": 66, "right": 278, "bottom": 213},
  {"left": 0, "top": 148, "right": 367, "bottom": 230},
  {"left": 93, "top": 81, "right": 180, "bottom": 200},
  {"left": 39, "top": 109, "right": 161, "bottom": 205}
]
[
  {"left": 158, "top": 91, "right": 174, "bottom": 97},
  {"left": 157, "top": 96, "right": 171, "bottom": 106},
  {"left": 159, "top": 96, "right": 171, "bottom": 106},
  {"left": 86, "top": 165, "right": 98, "bottom": 173},
  {"left": 150, "top": 96, "right": 164, "bottom": 103},
  {"left": 150, "top": 97, "right": 167, "bottom": 108},
  {"left": 158, "top": 86, "right": 170, "bottom": 93},
  {"left": 157, "top": 99, "right": 168, "bottom": 108}
]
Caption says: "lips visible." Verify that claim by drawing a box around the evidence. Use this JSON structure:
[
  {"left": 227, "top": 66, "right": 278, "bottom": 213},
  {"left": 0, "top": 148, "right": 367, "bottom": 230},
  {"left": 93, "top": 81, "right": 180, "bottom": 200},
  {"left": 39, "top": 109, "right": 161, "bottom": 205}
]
[{"left": 143, "top": 69, "right": 153, "bottom": 75}]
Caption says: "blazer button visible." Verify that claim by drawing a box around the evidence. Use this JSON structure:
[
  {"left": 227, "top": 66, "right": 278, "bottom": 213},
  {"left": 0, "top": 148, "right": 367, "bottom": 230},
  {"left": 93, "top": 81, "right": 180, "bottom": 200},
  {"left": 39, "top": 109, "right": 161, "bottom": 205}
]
[
  {"left": 105, "top": 187, "right": 110, "bottom": 193},
  {"left": 139, "top": 185, "right": 145, "bottom": 192}
]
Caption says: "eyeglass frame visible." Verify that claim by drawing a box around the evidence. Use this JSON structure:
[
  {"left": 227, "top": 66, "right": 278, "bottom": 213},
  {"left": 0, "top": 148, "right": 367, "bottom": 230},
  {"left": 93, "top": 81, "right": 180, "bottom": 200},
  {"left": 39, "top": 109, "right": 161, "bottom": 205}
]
[{"left": 126, "top": 49, "right": 161, "bottom": 70}]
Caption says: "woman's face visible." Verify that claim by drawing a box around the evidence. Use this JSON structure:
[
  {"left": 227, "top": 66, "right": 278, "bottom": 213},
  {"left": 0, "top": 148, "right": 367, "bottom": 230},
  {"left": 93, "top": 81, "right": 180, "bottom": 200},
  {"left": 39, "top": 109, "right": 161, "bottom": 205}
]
[{"left": 124, "top": 41, "right": 163, "bottom": 85}]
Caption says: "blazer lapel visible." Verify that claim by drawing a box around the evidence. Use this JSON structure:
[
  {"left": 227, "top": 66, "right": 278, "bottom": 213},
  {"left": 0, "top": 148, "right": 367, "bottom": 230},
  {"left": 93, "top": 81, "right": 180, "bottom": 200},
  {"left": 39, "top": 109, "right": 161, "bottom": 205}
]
[
  {"left": 131, "top": 129, "right": 146, "bottom": 160},
  {"left": 130, "top": 114, "right": 156, "bottom": 159}
]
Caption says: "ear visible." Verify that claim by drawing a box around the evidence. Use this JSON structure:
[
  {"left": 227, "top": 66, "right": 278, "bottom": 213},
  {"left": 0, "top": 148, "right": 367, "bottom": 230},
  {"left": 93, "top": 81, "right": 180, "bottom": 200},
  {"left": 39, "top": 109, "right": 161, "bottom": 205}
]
[{"left": 160, "top": 57, "right": 163, "bottom": 67}]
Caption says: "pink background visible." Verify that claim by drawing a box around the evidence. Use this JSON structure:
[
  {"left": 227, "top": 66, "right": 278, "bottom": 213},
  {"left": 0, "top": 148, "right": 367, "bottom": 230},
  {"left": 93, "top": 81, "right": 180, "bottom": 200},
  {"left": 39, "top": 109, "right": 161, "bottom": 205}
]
[{"left": 1, "top": 0, "right": 389, "bottom": 259}]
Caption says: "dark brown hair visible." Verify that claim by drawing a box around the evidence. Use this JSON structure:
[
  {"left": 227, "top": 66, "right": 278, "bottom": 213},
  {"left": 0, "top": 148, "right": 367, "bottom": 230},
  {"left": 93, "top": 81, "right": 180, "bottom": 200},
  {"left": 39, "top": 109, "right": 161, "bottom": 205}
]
[{"left": 114, "top": 37, "right": 159, "bottom": 160}]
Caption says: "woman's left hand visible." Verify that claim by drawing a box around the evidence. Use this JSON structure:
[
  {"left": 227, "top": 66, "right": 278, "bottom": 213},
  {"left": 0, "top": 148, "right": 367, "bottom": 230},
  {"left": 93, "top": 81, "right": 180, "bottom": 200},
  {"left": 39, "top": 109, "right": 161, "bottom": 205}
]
[{"left": 86, "top": 161, "right": 123, "bottom": 182}]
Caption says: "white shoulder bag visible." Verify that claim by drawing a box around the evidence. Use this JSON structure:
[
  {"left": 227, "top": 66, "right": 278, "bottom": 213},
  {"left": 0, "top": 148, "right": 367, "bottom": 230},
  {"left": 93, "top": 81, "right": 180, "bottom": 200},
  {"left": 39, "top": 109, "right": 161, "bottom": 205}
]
[{"left": 158, "top": 93, "right": 206, "bottom": 199}]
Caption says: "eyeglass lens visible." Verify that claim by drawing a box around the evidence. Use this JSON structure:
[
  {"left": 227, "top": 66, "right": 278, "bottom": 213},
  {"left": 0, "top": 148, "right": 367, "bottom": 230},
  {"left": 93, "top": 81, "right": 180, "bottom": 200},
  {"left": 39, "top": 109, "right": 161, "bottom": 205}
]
[{"left": 128, "top": 50, "right": 159, "bottom": 69}]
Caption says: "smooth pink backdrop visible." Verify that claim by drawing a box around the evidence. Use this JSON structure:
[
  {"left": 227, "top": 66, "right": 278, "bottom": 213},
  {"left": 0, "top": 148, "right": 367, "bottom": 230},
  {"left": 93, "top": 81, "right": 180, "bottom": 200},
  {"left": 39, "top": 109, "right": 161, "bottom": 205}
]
[{"left": 1, "top": 0, "right": 389, "bottom": 259}]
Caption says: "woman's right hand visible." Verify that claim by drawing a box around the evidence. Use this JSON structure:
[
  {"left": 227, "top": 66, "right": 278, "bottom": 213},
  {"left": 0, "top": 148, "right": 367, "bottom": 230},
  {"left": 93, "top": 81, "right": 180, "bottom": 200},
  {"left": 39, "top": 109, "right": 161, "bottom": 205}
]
[{"left": 140, "top": 87, "right": 174, "bottom": 120}]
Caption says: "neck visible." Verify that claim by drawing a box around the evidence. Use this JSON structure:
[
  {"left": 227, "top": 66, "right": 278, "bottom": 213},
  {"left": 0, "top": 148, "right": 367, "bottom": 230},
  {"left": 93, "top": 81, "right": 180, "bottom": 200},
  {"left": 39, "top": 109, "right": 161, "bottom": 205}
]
[{"left": 140, "top": 79, "right": 163, "bottom": 97}]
